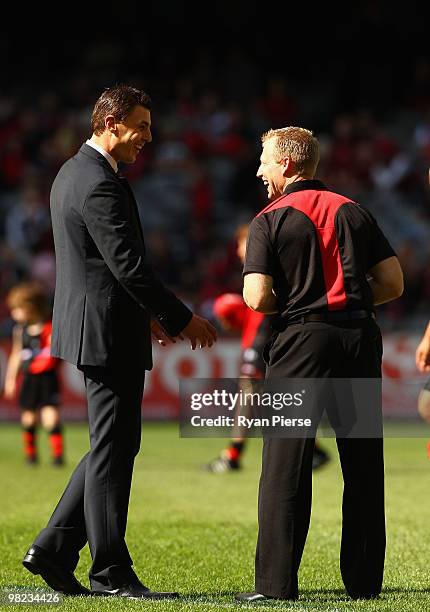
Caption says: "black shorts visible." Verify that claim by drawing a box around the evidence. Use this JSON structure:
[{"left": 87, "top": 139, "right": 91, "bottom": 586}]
[{"left": 19, "top": 370, "right": 60, "bottom": 411}]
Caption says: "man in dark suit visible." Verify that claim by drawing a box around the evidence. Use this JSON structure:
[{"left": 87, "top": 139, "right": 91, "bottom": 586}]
[{"left": 22, "top": 84, "right": 217, "bottom": 600}]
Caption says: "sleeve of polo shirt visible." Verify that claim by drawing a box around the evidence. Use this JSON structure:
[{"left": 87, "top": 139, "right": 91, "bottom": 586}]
[
  {"left": 243, "top": 214, "right": 275, "bottom": 277},
  {"left": 361, "top": 207, "right": 397, "bottom": 269},
  {"left": 337, "top": 203, "right": 397, "bottom": 272}
]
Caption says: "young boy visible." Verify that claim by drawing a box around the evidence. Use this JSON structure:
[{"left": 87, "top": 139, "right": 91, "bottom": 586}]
[
  {"left": 206, "top": 224, "right": 330, "bottom": 472},
  {"left": 4, "top": 282, "right": 64, "bottom": 465},
  {"left": 416, "top": 321, "right": 430, "bottom": 458}
]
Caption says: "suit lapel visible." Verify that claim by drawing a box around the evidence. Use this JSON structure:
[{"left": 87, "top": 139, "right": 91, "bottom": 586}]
[
  {"left": 79, "top": 143, "right": 118, "bottom": 176},
  {"left": 78, "top": 144, "right": 145, "bottom": 246},
  {"left": 117, "top": 174, "right": 145, "bottom": 246}
]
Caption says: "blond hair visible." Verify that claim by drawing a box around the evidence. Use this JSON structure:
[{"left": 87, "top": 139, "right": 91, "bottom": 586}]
[
  {"left": 261, "top": 127, "right": 320, "bottom": 177},
  {"left": 6, "top": 282, "right": 50, "bottom": 321}
]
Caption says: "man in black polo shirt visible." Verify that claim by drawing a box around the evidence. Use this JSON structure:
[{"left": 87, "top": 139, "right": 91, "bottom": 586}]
[{"left": 236, "top": 127, "right": 403, "bottom": 603}]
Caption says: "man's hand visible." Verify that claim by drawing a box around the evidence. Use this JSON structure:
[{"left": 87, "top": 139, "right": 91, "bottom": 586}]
[
  {"left": 151, "top": 320, "right": 177, "bottom": 347},
  {"left": 181, "top": 315, "right": 217, "bottom": 350},
  {"left": 416, "top": 334, "right": 430, "bottom": 373}
]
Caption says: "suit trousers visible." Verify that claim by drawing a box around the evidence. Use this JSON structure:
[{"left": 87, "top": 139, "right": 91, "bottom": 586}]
[
  {"left": 255, "top": 319, "right": 385, "bottom": 600},
  {"left": 33, "top": 354, "right": 145, "bottom": 591}
]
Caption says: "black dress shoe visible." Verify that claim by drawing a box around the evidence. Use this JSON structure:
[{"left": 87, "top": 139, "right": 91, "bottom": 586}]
[
  {"left": 93, "top": 583, "right": 179, "bottom": 599},
  {"left": 235, "top": 591, "right": 274, "bottom": 602},
  {"left": 22, "top": 546, "right": 90, "bottom": 595}
]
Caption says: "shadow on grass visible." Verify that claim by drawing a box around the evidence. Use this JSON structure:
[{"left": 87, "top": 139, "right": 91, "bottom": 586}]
[
  {"left": 177, "top": 586, "right": 430, "bottom": 606},
  {"left": 172, "top": 590, "right": 348, "bottom": 607},
  {"left": 298, "top": 585, "right": 430, "bottom": 601},
  {"left": 301, "top": 588, "right": 345, "bottom": 595},
  {"left": 304, "top": 586, "right": 430, "bottom": 595},
  {"left": 380, "top": 586, "right": 430, "bottom": 594},
  {"left": 179, "top": 592, "right": 237, "bottom": 598}
]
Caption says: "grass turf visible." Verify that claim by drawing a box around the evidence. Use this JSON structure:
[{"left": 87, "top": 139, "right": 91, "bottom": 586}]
[{"left": 0, "top": 422, "right": 429, "bottom": 611}]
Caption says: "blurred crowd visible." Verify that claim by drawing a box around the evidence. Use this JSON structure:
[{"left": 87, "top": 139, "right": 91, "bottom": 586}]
[{"left": 1, "top": 45, "right": 430, "bottom": 335}]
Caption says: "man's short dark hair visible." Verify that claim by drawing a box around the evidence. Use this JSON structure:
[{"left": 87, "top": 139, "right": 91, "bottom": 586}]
[{"left": 91, "top": 84, "right": 152, "bottom": 135}]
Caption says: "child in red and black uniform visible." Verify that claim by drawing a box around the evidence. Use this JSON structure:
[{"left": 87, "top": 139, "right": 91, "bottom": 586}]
[
  {"left": 206, "top": 224, "right": 330, "bottom": 472},
  {"left": 4, "top": 282, "right": 64, "bottom": 466},
  {"left": 205, "top": 291, "right": 270, "bottom": 471},
  {"left": 205, "top": 224, "right": 273, "bottom": 472}
]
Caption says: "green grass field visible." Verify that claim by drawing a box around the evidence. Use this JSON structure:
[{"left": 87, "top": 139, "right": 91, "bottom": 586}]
[{"left": 1, "top": 422, "right": 430, "bottom": 612}]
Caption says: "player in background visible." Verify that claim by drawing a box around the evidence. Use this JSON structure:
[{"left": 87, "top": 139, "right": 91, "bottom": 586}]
[
  {"left": 415, "top": 168, "right": 430, "bottom": 455},
  {"left": 415, "top": 320, "right": 430, "bottom": 457},
  {"left": 206, "top": 224, "right": 330, "bottom": 472},
  {"left": 4, "top": 282, "right": 64, "bottom": 466}
]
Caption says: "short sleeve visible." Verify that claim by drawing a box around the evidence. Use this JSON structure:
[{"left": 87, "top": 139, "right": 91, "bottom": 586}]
[
  {"left": 361, "top": 207, "right": 397, "bottom": 269},
  {"left": 243, "top": 214, "right": 275, "bottom": 277},
  {"left": 336, "top": 203, "right": 397, "bottom": 272}
]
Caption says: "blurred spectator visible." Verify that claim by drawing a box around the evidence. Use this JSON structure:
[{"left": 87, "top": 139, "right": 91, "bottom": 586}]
[
  {"left": 5, "top": 186, "right": 51, "bottom": 255},
  {"left": 1, "top": 43, "right": 430, "bottom": 336}
]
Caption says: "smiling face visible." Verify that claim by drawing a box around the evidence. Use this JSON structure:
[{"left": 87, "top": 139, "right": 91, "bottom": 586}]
[
  {"left": 111, "top": 105, "right": 152, "bottom": 164},
  {"left": 256, "top": 137, "right": 287, "bottom": 200}
]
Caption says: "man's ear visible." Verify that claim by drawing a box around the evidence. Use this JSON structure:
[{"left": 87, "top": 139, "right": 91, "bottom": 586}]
[
  {"left": 282, "top": 156, "right": 294, "bottom": 177},
  {"left": 105, "top": 114, "right": 117, "bottom": 134}
]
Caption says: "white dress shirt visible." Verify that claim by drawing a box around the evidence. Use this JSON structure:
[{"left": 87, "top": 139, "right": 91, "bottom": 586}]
[{"left": 85, "top": 139, "right": 118, "bottom": 173}]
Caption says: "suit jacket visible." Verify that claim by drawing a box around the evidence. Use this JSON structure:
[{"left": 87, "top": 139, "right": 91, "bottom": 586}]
[{"left": 50, "top": 143, "right": 192, "bottom": 369}]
